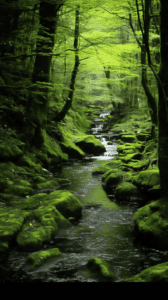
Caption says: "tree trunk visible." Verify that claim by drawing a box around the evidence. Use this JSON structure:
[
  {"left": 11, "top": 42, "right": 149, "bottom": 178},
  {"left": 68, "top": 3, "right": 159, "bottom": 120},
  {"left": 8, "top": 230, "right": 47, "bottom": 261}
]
[
  {"left": 158, "top": 0, "right": 168, "bottom": 197},
  {"left": 56, "top": 5, "right": 80, "bottom": 122},
  {"left": 25, "top": 0, "right": 62, "bottom": 148}
]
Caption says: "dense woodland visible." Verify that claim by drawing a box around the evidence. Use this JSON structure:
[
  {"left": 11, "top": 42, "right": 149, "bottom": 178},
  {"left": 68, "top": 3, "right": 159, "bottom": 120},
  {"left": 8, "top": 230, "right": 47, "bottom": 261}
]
[{"left": 1, "top": 0, "right": 168, "bottom": 282}]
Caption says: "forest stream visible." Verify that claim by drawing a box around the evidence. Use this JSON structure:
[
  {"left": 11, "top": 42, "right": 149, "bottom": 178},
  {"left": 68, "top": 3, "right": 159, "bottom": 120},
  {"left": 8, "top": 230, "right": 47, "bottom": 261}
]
[{"left": 0, "top": 112, "right": 166, "bottom": 282}]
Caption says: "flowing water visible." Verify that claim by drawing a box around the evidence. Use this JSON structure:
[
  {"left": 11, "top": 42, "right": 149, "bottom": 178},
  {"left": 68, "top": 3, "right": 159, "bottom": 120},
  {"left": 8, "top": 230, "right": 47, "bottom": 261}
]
[{"left": 0, "top": 112, "right": 166, "bottom": 282}]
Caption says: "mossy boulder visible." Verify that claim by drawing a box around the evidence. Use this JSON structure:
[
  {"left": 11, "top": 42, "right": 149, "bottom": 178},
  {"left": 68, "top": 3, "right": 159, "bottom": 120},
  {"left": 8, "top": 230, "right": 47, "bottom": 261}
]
[
  {"left": 120, "top": 153, "right": 143, "bottom": 163},
  {"left": 16, "top": 205, "right": 71, "bottom": 250},
  {"left": 86, "top": 257, "right": 115, "bottom": 281},
  {"left": 121, "top": 134, "right": 137, "bottom": 143},
  {"left": 133, "top": 198, "right": 168, "bottom": 250},
  {"left": 117, "top": 143, "right": 144, "bottom": 155},
  {"left": 105, "top": 171, "right": 123, "bottom": 188},
  {"left": 120, "top": 262, "right": 168, "bottom": 282},
  {"left": 136, "top": 133, "right": 150, "bottom": 142},
  {"left": 4, "top": 179, "right": 34, "bottom": 196},
  {"left": 102, "top": 169, "right": 120, "bottom": 182},
  {"left": 0, "top": 207, "right": 31, "bottom": 252},
  {"left": 26, "top": 248, "right": 63, "bottom": 271},
  {"left": 133, "top": 170, "right": 160, "bottom": 188},
  {"left": 74, "top": 135, "right": 106, "bottom": 155},
  {"left": 46, "top": 190, "right": 82, "bottom": 219},
  {"left": 92, "top": 160, "right": 122, "bottom": 175},
  {"left": 120, "top": 159, "right": 150, "bottom": 172},
  {"left": 60, "top": 140, "right": 85, "bottom": 159},
  {"left": 115, "top": 182, "right": 144, "bottom": 199},
  {"left": 0, "top": 138, "right": 25, "bottom": 161}
]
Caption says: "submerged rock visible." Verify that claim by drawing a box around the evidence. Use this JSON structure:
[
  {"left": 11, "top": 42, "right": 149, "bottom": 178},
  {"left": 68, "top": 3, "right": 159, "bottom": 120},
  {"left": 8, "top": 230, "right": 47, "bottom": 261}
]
[
  {"left": 26, "top": 248, "right": 63, "bottom": 271},
  {"left": 120, "top": 262, "right": 168, "bottom": 282},
  {"left": 86, "top": 257, "right": 115, "bottom": 281}
]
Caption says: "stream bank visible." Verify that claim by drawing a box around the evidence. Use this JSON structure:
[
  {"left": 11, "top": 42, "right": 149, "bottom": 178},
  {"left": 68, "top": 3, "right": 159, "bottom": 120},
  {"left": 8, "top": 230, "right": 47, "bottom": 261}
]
[{"left": 0, "top": 110, "right": 167, "bottom": 282}]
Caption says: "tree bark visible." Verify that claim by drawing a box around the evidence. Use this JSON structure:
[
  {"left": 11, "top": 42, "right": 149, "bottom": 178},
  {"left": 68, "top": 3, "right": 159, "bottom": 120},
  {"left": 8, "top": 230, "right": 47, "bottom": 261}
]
[
  {"left": 25, "top": 0, "right": 62, "bottom": 148},
  {"left": 158, "top": 0, "right": 168, "bottom": 197}
]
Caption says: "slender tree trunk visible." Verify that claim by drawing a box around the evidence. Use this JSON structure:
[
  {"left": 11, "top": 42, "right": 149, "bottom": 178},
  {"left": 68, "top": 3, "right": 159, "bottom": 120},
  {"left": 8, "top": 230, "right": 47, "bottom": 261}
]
[
  {"left": 158, "top": 0, "right": 168, "bottom": 197},
  {"left": 25, "top": 0, "right": 62, "bottom": 148},
  {"left": 103, "top": 67, "right": 117, "bottom": 112},
  {"left": 56, "top": 5, "right": 80, "bottom": 122}
]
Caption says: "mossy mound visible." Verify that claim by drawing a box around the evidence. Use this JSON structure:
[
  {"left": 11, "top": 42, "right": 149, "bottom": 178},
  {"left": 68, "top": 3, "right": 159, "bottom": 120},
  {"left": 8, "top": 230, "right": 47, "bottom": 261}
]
[
  {"left": 92, "top": 160, "right": 122, "bottom": 175},
  {"left": 121, "top": 134, "right": 137, "bottom": 143},
  {"left": 86, "top": 257, "right": 115, "bottom": 281},
  {"left": 16, "top": 204, "right": 71, "bottom": 250},
  {"left": 133, "top": 170, "right": 160, "bottom": 188},
  {"left": 0, "top": 137, "right": 25, "bottom": 161},
  {"left": 115, "top": 182, "right": 144, "bottom": 199},
  {"left": 4, "top": 179, "right": 34, "bottom": 196},
  {"left": 117, "top": 143, "right": 144, "bottom": 154},
  {"left": 0, "top": 207, "right": 31, "bottom": 252},
  {"left": 120, "top": 153, "right": 143, "bottom": 163},
  {"left": 133, "top": 198, "right": 168, "bottom": 250},
  {"left": 104, "top": 171, "right": 123, "bottom": 188},
  {"left": 120, "top": 262, "right": 168, "bottom": 282},
  {"left": 102, "top": 169, "right": 120, "bottom": 182},
  {"left": 120, "top": 159, "right": 150, "bottom": 172},
  {"left": 74, "top": 135, "right": 106, "bottom": 155},
  {"left": 46, "top": 190, "right": 82, "bottom": 219},
  {"left": 26, "top": 248, "right": 63, "bottom": 271},
  {"left": 136, "top": 133, "right": 150, "bottom": 142}
]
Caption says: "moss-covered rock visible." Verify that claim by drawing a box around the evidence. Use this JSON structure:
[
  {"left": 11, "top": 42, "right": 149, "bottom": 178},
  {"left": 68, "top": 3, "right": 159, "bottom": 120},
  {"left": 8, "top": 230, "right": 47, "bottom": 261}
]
[
  {"left": 133, "top": 198, "right": 168, "bottom": 250},
  {"left": 117, "top": 143, "right": 144, "bottom": 154},
  {"left": 0, "top": 207, "right": 31, "bottom": 252},
  {"left": 26, "top": 248, "right": 63, "bottom": 271},
  {"left": 0, "top": 138, "right": 25, "bottom": 161},
  {"left": 74, "top": 135, "right": 106, "bottom": 155},
  {"left": 105, "top": 171, "right": 123, "bottom": 188},
  {"left": 120, "top": 153, "right": 143, "bottom": 163},
  {"left": 136, "top": 133, "right": 150, "bottom": 142},
  {"left": 46, "top": 190, "right": 82, "bottom": 219},
  {"left": 133, "top": 170, "right": 160, "bottom": 188},
  {"left": 121, "top": 134, "right": 137, "bottom": 143},
  {"left": 16, "top": 216, "right": 57, "bottom": 250},
  {"left": 86, "top": 257, "right": 115, "bottom": 281},
  {"left": 4, "top": 179, "right": 34, "bottom": 196},
  {"left": 121, "top": 159, "right": 150, "bottom": 172},
  {"left": 115, "top": 182, "right": 144, "bottom": 199},
  {"left": 120, "top": 262, "right": 168, "bottom": 282},
  {"left": 102, "top": 169, "right": 120, "bottom": 182},
  {"left": 92, "top": 160, "right": 122, "bottom": 175}
]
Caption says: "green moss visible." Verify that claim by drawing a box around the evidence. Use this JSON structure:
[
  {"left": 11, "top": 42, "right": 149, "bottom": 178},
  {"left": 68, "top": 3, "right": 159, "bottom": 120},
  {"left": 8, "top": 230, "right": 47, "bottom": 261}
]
[
  {"left": 46, "top": 190, "right": 82, "bottom": 219},
  {"left": 133, "top": 198, "right": 168, "bottom": 250},
  {"left": 92, "top": 160, "right": 122, "bottom": 175},
  {"left": 26, "top": 248, "right": 63, "bottom": 271},
  {"left": 86, "top": 257, "right": 115, "bottom": 281},
  {"left": 34, "top": 204, "right": 71, "bottom": 229},
  {"left": 133, "top": 170, "right": 160, "bottom": 188},
  {"left": 105, "top": 171, "right": 123, "bottom": 188},
  {"left": 121, "top": 134, "right": 137, "bottom": 143},
  {"left": 74, "top": 135, "right": 106, "bottom": 155},
  {"left": 120, "top": 153, "right": 143, "bottom": 163},
  {"left": 120, "top": 262, "right": 168, "bottom": 282},
  {"left": 35, "top": 179, "right": 59, "bottom": 190},
  {"left": 43, "top": 133, "right": 68, "bottom": 164},
  {"left": 0, "top": 141, "right": 23, "bottom": 160},
  {"left": 0, "top": 207, "right": 31, "bottom": 252},
  {"left": 115, "top": 182, "right": 144, "bottom": 199},
  {"left": 102, "top": 169, "right": 119, "bottom": 182}
]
